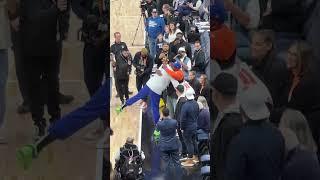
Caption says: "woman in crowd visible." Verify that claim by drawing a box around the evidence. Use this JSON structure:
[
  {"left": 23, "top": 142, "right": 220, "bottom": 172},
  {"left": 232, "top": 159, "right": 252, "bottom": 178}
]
[
  {"left": 285, "top": 41, "right": 320, "bottom": 156},
  {"left": 197, "top": 96, "right": 210, "bottom": 133},
  {"left": 279, "top": 109, "right": 320, "bottom": 180},
  {"left": 168, "top": 22, "right": 183, "bottom": 43}
]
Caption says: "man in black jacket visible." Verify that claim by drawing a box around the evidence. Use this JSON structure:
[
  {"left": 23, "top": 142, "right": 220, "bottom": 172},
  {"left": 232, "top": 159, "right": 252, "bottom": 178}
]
[
  {"left": 192, "top": 41, "right": 206, "bottom": 77},
  {"left": 174, "top": 85, "right": 188, "bottom": 158},
  {"left": 72, "top": 0, "right": 107, "bottom": 96},
  {"left": 187, "top": 71, "right": 201, "bottom": 97},
  {"left": 110, "top": 32, "right": 133, "bottom": 97},
  {"left": 19, "top": 0, "right": 71, "bottom": 140},
  {"left": 133, "top": 48, "right": 153, "bottom": 91},
  {"left": 210, "top": 73, "right": 243, "bottom": 180},
  {"left": 250, "top": 30, "right": 290, "bottom": 124},
  {"left": 225, "top": 86, "right": 285, "bottom": 180},
  {"left": 170, "top": 32, "right": 192, "bottom": 59},
  {"left": 115, "top": 49, "right": 132, "bottom": 105},
  {"left": 154, "top": 42, "right": 175, "bottom": 68}
]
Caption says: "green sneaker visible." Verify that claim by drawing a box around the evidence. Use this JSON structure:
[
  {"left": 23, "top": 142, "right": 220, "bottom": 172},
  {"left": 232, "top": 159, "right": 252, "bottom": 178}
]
[
  {"left": 16, "top": 144, "right": 37, "bottom": 170},
  {"left": 153, "top": 130, "right": 160, "bottom": 143},
  {"left": 116, "top": 106, "right": 122, "bottom": 115}
]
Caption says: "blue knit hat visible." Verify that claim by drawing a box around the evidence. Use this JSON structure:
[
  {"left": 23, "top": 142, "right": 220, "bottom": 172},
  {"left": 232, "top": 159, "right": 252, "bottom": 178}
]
[
  {"left": 173, "top": 61, "right": 181, "bottom": 70},
  {"left": 210, "top": 2, "right": 227, "bottom": 24}
]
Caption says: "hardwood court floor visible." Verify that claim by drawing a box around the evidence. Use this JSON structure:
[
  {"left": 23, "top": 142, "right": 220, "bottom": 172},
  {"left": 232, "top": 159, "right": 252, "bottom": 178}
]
[
  {"left": 0, "top": 13, "right": 98, "bottom": 180},
  {"left": 109, "top": 0, "right": 145, "bottom": 169}
]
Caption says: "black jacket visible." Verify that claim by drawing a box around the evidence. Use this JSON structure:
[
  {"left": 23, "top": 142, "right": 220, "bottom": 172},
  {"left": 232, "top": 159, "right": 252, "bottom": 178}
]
[
  {"left": 251, "top": 53, "right": 290, "bottom": 109},
  {"left": 199, "top": 85, "right": 210, "bottom": 102},
  {"left": 210, "top": 113, "right": 243, "bottom": 180},
  {"left": 111, "top": 42, "right": 128, "bottom": 57},
  {"left": 180, "top": 99, "right": 199, "bottom": 131},
  {"left": 170, "top": 40, "right": 192, "bottom": 59},
  {"left": 225, "top": 120, "right": 285, "bottom": 180},
  {"left": 188, "top": 79, "right": 201, "bottom": 97},
  {"left": 154, "top": 51, "right": 175, "bottom": 68},
  {"left": 192, "top": 49, "right": 206, "bottom": 74},
  {"left": 133, "top": 52, "right": 153, "bottom": 77},
  {"left": 20, "top": 0, "right": 64, "bottom": 56},
  {"left": 115, "top": 53, "right": 132, "bottom": 80},
  {"left": 72, "top": 0, "right": 108, "bottom": 44},
  {"left": 174, "top": 96, "right": 187, "bottom": 124},
  {"left": 287, "top": 69, "right": 320, "bottom": 150},
  {"left": 282, "top": 146, "right": 320, "bottom": 180},
  {"left": 260, "top": 0, "right": 307, "bottom": 33}
]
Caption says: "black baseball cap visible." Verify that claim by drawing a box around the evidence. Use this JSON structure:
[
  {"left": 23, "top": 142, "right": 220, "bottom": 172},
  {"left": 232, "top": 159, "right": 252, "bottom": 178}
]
[{"left": 211, "top": 72, "right": 238, "bottom": 96}]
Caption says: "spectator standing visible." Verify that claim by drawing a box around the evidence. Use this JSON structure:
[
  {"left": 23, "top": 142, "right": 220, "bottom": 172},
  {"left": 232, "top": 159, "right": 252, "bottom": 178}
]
[
  {"left": 285, "top": 41, "right": 320, "bottom": 157},
  {"left": 162, "top": 4, "right": 175, "bottom": 25},
  {"left": 191, "top": 41, "right": 206, "bottom": 77},
  {"left": 155, "top": 42, "right": 175, "bottom": 68},
  {"left": 180, "top": 89, "right": 199, "bottom": 167},
  {"left": 225, "top": 88, "right": 285, "bottom": 180},
  {"left": 156, "top": 107, "right": 183, "bottom": 180},
  {"left": 145, "top": 8, "right": 165, "bottom": 59},
  {"left": 187, "top": 26, "right": 201, "bottom": 56},
  {"left": 174, "top": 85, "right": 188, "bottom": 159},
  {"left": 199, "top": 74, "right": 210, "bottom": 102},
  {"left": 197, "top": 96, "right": 210, "bottom": 133},
  {"left": 156, "top": 33, "right": 165, "bottom": 54},
  {"left": 170, "top": 32, "right": 192, "bottom": 59},
  {"left": 187, "top": 71, "right": 201, "bottom": 97},
  {"left": 133, "top": 48, "right": 153, "bottom": 91},
  {"left": 250, "top": 30, "right": 290, "bottom": 124},
  {"left": 210, "top": 73, "right": 243, "bottom": 180},
  {"left": 175, "top": 47, "right": 192, "bottom": 80},
  {"left": 279, "top": 109, "right": 320, "bottom": 180},
  {"left": 168, "top": 22, "right": 183, "bottom": 43}
]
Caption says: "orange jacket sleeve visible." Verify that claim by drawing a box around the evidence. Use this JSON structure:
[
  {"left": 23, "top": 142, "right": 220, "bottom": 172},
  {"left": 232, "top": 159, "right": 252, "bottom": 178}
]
[{"left": 163, "top": 67, "right": 184, "bottom": 81}]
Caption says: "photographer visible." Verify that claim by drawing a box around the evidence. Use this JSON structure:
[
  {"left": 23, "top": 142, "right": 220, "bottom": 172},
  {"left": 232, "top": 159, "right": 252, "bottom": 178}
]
[
  {"left": 174, "top": 47, "right": 192, "bottom": 80},
  {"left": 155, "top": 42, "right": 175, "bottom": 68},
  {"left": 72, "top": 0, "right": 108, "bottom": 140},
  {"left": 142, "top": 0, "right": 157, "bottom": 18},
  {"left": 170, "top": 32, "right": 192, "bottom": 59},
  {"left": 133, "top": 48, "right": 154, "bottom": 91}
]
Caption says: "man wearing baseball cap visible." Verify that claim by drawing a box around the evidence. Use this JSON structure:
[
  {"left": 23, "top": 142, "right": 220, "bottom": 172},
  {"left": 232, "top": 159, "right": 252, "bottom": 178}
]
[
  {"left": 225, "top": 88, "right": 285, "bottom": 180},
  {"left": 175, "top": 47, "right": 192, "bottom": 80},
  {"left": 210, "top": 72, "right": 243, "bottom": 180},
  {"left": 180, "top": 88, "right": 199, "bottom": 167}
]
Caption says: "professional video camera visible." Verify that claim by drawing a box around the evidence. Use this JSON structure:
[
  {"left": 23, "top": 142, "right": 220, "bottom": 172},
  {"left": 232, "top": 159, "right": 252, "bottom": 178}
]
[{"left": 140, "top": 0, "right": 148, "bottom": 17}]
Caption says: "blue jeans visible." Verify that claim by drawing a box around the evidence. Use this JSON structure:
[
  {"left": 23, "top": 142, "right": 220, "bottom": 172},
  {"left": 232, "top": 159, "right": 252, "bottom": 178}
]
[
  {"left": 161, "top": 150, "right": 183, "bottom": 180},
  {"left": 182, "top": 130, "right": 198, "bottom": 158},
  {"left": 0, "top": 49, "right": 8, "bottom": 129},
  {"left": 148, "top": 37, "right": 157, "bottom": 60},
  {"left": 126, "top": 85, "right": 161, "bottom": 124}
]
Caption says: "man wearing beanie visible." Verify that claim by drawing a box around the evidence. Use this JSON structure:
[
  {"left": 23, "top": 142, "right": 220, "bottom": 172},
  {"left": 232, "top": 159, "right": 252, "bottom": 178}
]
[
  {"left": 210, "top": 72, "right": 243, "bottom": 180},
  {"left": 133, "top": 48, "right": 154, "bottom": 91},
  {"left": 225, "top": 88, "right": 285, "bottom": 180}
]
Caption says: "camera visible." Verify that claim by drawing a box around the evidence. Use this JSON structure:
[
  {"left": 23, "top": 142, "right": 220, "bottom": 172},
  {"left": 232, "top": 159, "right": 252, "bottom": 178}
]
[{"left": 140, "top": 0, "right": 147, "bottom": 11}]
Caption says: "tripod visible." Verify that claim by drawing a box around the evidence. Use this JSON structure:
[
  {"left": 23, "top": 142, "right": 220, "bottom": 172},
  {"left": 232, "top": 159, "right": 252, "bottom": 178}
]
[{"left": 131, "top": 13, "right": 146, "bottom": 46}]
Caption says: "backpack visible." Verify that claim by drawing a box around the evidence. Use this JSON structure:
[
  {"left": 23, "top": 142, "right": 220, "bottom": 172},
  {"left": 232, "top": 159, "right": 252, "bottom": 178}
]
[{"left": 119, "top": 146, "right": 142, "bottom": 180}]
